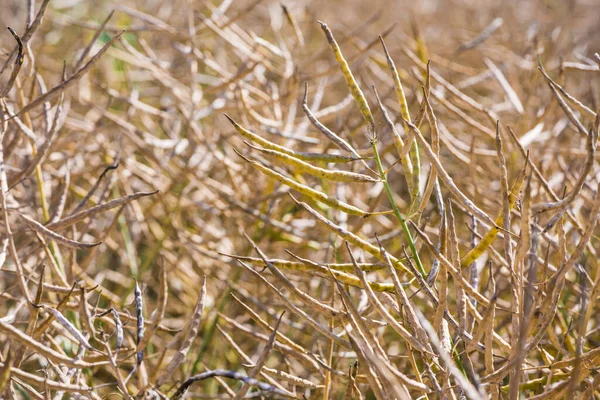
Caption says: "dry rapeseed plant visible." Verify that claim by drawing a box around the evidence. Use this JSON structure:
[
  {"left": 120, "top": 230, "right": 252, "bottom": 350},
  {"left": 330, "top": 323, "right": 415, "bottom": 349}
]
[{"left": 0, "top": 0, "right": 600, "bottom": 399}]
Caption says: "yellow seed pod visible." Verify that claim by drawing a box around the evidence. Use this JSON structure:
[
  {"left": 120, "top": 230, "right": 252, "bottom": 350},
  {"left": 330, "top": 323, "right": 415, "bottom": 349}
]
[
  {"left": 291, "top": 195, "right": 411, "bottom": 275},
  {"left": 225, "top": 114, "right": 360, "bottom": 164},
  {"left": 319, "top": 21, "right": 375, "bottom": 131},
  {"left": 461, "top": 163, "right": 528, "bottom": 267},
  {"left": 249, "top": 144, "right": 379, "bottom": 184},
  {"left": 379, "top": 37, "right": 421, "bottom": 208},
  {"left": 379, "top": 37, "right": 411, "bottom": 126},
  {"left": 235, "top": 149, "right": 378, "bottom": 217}
]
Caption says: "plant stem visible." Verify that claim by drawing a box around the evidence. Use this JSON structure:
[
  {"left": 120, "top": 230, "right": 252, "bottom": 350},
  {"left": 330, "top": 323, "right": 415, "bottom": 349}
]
[{"left": 372, "top": 140, "right": 426, "bottom": 277}]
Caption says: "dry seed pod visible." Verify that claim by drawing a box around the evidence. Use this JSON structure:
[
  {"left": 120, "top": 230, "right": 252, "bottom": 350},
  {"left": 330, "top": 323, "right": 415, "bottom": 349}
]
[
  {"left": 78, "top": 285, "right": 94, "bottom": 337},
  {"left": 171, "top": 370, "right": 288, "bottom": 400},
  {"left": 232, "top": 312, "right": 284, "bottom": 399},
  {"left": 36, "top": 305, "right": 94, "bottom": 351},
  {"left": 302, "top": 82, "right": 362, "bottom": 158},
  {"left": 19, "top": 213, "right": 101, "bottom": 249},
  {"left": 95, "top": 307, "right": 124, "bottom": 352},
  {"left": 348, "top": 243, "right": 432, "bottom": 354},
  {"left": 0, "top": 28, "right": 24, "bottom": 98},
  {"left": 47, "top": 190, "right": 158, "bottom": 231},
  {"left": 0, "top": 350, "right": 11, "bottom": 393},
  {"left": 281, "top": 5, "right": 304, "bottom": 47},
  {"left": 221, "top": 254, "right": 387, "bottom": 273},
  {"left": 157, "top": 276, "right": 206, "bottom": 386},
  {"left": 111, "top": 308, "right": 124, "bottom": 352},
  {"left": 13, "top": 30, "right": 124, "bottom": 118},
  {"left": 134, "top": 279, "right": 144, "bottom": 366},
  {"left": 372, "top": 84, "right": 414, "bottom": 193},
  {"left": 0, "top": 321, "right": 98, "bottom": 368}
]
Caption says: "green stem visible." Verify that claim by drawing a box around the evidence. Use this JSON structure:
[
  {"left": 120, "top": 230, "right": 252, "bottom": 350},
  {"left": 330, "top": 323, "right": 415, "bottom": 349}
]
[{"left": 372, "top": 140, "right": 426, "bottom": 277}]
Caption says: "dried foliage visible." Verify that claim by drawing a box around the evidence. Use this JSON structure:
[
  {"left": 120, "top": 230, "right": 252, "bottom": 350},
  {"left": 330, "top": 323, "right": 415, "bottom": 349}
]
[{"left": 1, "top": 0, "right": 600, "bottom": 399}]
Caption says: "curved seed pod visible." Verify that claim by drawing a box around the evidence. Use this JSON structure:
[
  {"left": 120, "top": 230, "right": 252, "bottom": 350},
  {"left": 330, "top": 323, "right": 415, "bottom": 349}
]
[
  {"left": 0, "top": 0, "right": 49, "bottom": 77},
  {"left": 235, "top": 149, "right": 381, "bottom": 217},
  {"left": 32, "top": 305, "right": 94, "bottom": 351},
  {"left": 281, "top": 5, "right": 304, "bottom": 47},
  {"left": 95, "top": 307, "right": 124, "bottom": 352},
  {"left": 33, "top": 282, "right": 77, "bottom": 338},
  {"left": 302, "top": 82, "right": 361, "bottom": 157},
  {"left": 457, "top": 17, "right": 503, "bottom": 53},
  {"left": 0, "top": 28, "right": 24, "bottom": 98},
  {"left": 47, "top": 190, "right": 158, "bottom": 231},
  {"left": 225, "top": 114, "right": 360, "bottom": 164},
  {"left": 318, "top": 21, "right": 375, "bottom": 130},
  {"left": 533, "top": 114, "right": 598, "bottom": 214},
  {"left": 484, "top": 58, "right": 524, "bottom": 114},
  {"left": 13, "top": 30, "right": 124, "bottom": 118},
  {"left": 19, "top": 213, "right": 101, "bottom": 249},
  {"left": 0, "top": 321, "right": 100, "bottom": 368},
  {"left": 247, "top": 143, "right": 379, "bottom": 183},
  {"left": 379, "top": 37, "right": 411, "bottom": 126}
]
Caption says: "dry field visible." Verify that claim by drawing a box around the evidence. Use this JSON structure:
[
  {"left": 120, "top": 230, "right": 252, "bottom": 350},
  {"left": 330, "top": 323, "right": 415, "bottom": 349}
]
[{"left": 1, "top": 0, "right": 600, "bottom": 398}]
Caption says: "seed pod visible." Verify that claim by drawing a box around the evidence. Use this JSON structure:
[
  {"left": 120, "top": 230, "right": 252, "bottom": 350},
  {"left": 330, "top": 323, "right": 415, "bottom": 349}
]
[
  {"left": 302, "top": 82, "right": 361, "bottom": 158},
  {"left": 235, "top": 149, "right": 378, "bottom": 217},
  {"left": 248, "top": 143, "right": 379, "bottom": 183},
  {"left": 461, "top": 158, "right": 528, "bottom": 267},
  {"left": 134, "top": 279, "right": 144, "bottom": 365},
  {"left": 0, "top": 349, "right": 11, "bottom": 393},
  {"left": 319, "top": 21, "right": 375, "bottom": 130},
  {"left": 112, "top": 308, "right": 123, "bottom": 352},
  {"left": 36, "top": 305, "right": 94, "bottom": 351},
  {"left": 19, "top": 213, "right": 101, "bottom": 249},
  {"left": 225, "top": 114, "right": 359, "bottom": 164}
]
